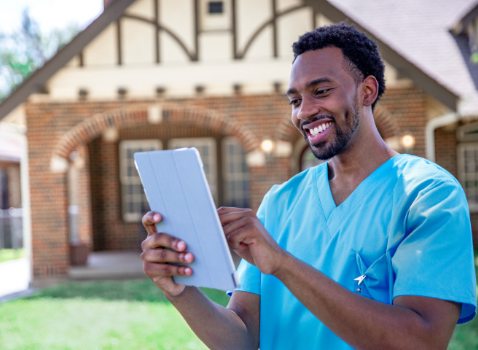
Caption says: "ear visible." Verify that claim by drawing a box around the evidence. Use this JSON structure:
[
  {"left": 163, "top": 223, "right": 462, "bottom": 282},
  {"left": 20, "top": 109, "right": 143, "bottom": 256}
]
[{"left": 360, "top": 75, "right": 379, "bottom": 107}]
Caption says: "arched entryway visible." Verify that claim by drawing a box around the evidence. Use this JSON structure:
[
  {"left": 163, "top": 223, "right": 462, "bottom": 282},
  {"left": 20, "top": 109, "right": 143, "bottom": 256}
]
[{"left": 51, "top": 103, "right": 259, "bottom": 257}]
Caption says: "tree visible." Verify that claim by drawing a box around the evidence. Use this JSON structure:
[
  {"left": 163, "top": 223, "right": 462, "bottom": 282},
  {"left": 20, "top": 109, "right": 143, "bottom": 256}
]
[{"left": 0, "top": 9, "right": 78, "bottom": 101}]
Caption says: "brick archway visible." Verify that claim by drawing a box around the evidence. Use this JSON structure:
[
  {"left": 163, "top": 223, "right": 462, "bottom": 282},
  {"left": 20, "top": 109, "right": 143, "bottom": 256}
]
[
  {"left": 276, "top": 103, "right": 400, "bottom": 142},
  {"left": 373, "top": 104, "right": 400, "bottom": 139},
  {"left": 51, "top": 103, "right": 260, "bottom": 161}
]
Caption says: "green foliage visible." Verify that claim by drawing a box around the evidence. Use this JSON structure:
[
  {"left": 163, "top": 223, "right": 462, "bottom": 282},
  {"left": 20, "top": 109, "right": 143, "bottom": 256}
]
[
  {"left": 471, "top": 52, "right": 478, "bottom": 65},
  {"left": 0, "top": 9, "right": 78, "bottom": 101}
]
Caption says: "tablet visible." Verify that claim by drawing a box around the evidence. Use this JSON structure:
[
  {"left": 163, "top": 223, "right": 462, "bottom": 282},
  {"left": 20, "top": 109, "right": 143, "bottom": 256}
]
[{"left": 134, "top": 147, "right": 239, "bottom": 291}]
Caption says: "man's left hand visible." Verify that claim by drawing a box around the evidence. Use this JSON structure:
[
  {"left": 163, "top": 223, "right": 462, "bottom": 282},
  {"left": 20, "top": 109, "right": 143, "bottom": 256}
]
[{"left": 218, "top": 207, "right": 287, "bottom": 275}]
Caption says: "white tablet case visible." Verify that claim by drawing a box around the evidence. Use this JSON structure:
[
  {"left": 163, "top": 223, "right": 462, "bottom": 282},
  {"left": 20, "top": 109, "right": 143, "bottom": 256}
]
[{"left": 134, "top": 148, "right": 239, "bottom": 291}]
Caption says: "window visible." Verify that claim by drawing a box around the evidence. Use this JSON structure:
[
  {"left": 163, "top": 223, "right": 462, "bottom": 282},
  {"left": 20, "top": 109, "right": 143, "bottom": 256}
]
[
  {"left": 119, "top": 140, "right": 162, "bottom": 222},
  {"left": 458, "top": 143, "right": 478, "bottom": 211},
  {"left": 169, "top": 138, "right": 218, "bottom": 203},
  {"left": 222, "top": 137, "right": 249, "bottom": 208},
  {"left": 200, "top": 0, "right": 229, "bottom": 31},
  {"left": 208, "top": 1, "right": 223, "bottom": 14}
]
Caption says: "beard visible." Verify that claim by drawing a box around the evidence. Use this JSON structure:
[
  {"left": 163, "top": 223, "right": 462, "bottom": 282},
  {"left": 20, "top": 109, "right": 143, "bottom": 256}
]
[{"left": 305, "top": 100, "right": 360, "bottom": 161}]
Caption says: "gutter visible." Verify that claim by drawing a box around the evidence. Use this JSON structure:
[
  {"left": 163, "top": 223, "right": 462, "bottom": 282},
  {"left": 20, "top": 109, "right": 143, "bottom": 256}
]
[{"left": 425, "top": 112, "right": 460, "bottom": 162}]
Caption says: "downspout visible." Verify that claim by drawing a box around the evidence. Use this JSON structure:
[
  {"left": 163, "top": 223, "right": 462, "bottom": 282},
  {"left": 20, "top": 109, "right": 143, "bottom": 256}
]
[{"left": 425, "top": 112, "right": 460, "bottom": 162}]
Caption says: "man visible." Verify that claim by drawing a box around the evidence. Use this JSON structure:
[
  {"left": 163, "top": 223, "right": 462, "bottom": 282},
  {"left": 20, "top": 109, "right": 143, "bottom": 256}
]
[{"left": 141, "top": 23, "right": 476, "bottom": 349}]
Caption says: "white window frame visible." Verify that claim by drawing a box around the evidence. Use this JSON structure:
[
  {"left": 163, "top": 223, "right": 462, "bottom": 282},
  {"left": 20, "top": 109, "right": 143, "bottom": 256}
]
[
  {"left": 457, "top": 122, "right": 478, "bottom": 212},
  {"left": 119, "top": 139, "right": 162, "bottom": 222},
  {"left": 222, "top": 137, "right": 250, "bottom": 208},
  {"left": 457, "top": 142, "right": 478, "bottom": 212},
  {"left": 168, "top": 137, "right": 218, "bottom": 203}
]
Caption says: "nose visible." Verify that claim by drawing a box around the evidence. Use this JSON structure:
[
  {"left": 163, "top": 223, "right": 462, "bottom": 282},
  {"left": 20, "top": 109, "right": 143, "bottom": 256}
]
[{"left": 297, "top": 96, "right": 319, "bottom": 121}]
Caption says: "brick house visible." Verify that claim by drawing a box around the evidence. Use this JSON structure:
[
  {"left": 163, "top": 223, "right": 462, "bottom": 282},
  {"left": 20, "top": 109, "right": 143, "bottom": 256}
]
[{"left": 1, "top": 0, "right": 477, "bottom": 280}]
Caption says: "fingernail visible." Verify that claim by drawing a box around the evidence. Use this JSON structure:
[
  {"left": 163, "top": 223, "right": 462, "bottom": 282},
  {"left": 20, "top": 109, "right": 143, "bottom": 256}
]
[
  {"left": 184, "top": 267, "right": 192, "bottom": 275},
  {"left": 177, "top": 241, "right": 186, "bottom": 250},
  {"left": 153, "top": 214, "right": 160, "bottom": 221},
  {"left": 185, "top": 253, "right": 193, "bottom": 262}
]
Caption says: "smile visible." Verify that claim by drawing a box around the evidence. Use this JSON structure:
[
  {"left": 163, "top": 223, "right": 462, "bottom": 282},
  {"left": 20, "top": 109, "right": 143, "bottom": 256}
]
[
  {"left": 303, "top": 121, "right": 333, "bottom": 144},
  {"left": 308, "top": 122, "right": 331, "bottom": 137}
]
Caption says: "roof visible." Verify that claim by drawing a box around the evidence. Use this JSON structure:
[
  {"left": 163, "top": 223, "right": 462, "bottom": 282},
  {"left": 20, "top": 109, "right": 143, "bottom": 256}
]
[
  {"left": 0, "top": 0, "right": 136, "bottom": 119},
  {"left": 328, "top": 0, "right": 478, "bottom": 109},
  {"left": 0, "top": 0, "right": 472, "bottom": 119}
]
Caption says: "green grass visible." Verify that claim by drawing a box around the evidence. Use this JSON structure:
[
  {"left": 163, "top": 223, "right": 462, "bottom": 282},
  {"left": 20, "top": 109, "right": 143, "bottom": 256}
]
[
  {"left": 0, "top": 249, "right": 24, "bottom": 263},
  {"left": 449, "top": 316, "right": 478, "bottom": 350},
  {"left": 447, "top": 253, "right": 478, "bottom": 350},
  {"left": 0, "top": 277, "right": 477, "bottom": 349},
  {"left": 0, "top": 279, "right": 229, "bottom": 350}
]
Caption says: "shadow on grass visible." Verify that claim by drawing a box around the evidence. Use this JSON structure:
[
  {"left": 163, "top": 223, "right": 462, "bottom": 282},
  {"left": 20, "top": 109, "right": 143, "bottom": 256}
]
[{"left": 26, "top": 278, "right": 230, "bottom": 307}]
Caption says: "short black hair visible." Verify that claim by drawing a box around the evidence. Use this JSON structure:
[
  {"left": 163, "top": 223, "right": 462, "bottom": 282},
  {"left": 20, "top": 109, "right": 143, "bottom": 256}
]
[{"left": 292, "top": 22, "right": 385, "bottom": 110}]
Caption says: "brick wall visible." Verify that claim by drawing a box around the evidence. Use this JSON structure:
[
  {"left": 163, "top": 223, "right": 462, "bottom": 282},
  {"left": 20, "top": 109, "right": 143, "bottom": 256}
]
[
  {"left": 378, "top": 86, "right": 428, "bottom": 158},
  {"left": 26, "top": 86, "right": 431, "bottom": 277}
]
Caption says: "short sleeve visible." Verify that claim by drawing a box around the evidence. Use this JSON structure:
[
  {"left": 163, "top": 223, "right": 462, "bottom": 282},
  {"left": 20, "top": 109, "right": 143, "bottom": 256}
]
[
  {"left": 391, "top": 181, "right": 477, "bottom": 324},
  {"left": 226, "top": 192, "right": 271, "bottom": 296}
]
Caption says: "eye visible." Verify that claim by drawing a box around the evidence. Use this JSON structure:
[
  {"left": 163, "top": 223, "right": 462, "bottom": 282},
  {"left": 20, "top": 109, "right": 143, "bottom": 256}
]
[
  {"left": 314, "top": 88, "right": 332, "bottom": 96},
  {"left": 289, "top": 99, "right": 301, "bottom": 107}
]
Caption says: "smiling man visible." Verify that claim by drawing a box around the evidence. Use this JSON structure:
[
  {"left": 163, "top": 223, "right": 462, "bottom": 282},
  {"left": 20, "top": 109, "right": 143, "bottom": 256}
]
[{"left": 140, "top": 23, "right": 477, "bottom": 349}]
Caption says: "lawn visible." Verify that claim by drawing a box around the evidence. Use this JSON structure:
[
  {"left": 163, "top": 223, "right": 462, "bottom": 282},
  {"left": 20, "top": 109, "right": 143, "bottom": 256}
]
[
  {"left": 0, "top": 278, "right": 477, "bottom": 349},
  {"left": 0, "top": 249, "right": 24, "bottom": 263},
  {"left": 0, "top": 279, "right": 229, "bottom": 350}
]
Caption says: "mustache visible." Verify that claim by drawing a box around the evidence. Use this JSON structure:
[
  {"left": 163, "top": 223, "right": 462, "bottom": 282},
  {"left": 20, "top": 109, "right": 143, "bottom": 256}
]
[{"left": 300, "top": 115, "right": 335, "bottom": 130}]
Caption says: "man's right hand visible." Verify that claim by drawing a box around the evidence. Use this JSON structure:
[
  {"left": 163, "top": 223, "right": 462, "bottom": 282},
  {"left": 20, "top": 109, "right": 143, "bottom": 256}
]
[{"left": 141, "top": 211, "right": 195, "bottom": 298}]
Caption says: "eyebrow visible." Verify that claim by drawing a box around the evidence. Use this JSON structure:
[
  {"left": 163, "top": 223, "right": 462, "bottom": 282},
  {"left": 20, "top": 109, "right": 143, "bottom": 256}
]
[{"left": 286, "top": 77, "right": 333, "bottom": 96}]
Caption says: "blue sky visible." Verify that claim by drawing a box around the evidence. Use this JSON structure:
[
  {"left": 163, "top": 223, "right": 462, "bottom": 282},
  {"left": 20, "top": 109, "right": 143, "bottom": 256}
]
[
  {"left": 0, "top": 0, "right": 104, "bottom": 95},
  {"left": 0, "top": 0, "right": 104, "bottom": 34}
]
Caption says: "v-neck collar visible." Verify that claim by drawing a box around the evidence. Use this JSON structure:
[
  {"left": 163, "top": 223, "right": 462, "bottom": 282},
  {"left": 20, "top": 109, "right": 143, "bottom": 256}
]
[{"left": 315, "top": 154, "right": 403, "bottom": 233}]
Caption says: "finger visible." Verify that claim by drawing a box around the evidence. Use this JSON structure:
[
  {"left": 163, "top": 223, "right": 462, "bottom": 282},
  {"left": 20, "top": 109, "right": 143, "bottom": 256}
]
[
  {"left": 223, "top": 216, "right": 255, "bottom": 236},
  {"left": 217, "top": 206, "right": 249, "bottom": 216},
  {"left": 219, "top": 208, "right": 255, "bottom": 226},
  {"left": 143, "top": 261, "right": 193, "bottom": 277},
  {"left": 142, "top": 211, "right": 162, "bottom": 236},
  {"left": 143, "top": 232, "right": 187, "bottom": 251},
  {"left": 142, "top": 248, "right": 194, "bottom": 264},
  {"left": 226, "top": 225, "right": 256, "bottom": 250}
]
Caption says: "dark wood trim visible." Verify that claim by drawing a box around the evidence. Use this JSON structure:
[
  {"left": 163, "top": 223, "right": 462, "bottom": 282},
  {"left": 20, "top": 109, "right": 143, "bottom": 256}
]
[
  {"left": 454, "top": 3, "right": 478, "bottom": 33},
  {"left": 154, "top": 0, "right": 160, "bottom": 63},
  {"left": 312, "top": 6, "right": 317, "bottom": 29},
  {"left": 231, "top": 0, "right": 238, "bottom": 59},
  {"left": 0, "top": 0, "right": 136, "bottom": 119},
  {"left": 193, "top": 0, "right": 200, "bottom": 61},
  {"left": 237, "top": 4, "right": 307, "bottom": 59},
  {"left": 123, "top": 14, "right": 197, "bottom": 61},
  {"left": 216, "top": 135, "right": 224, "bottom": 206},
  {"left": 271, "top": 0, "right": 278, "bottom": 58},
  {"left": 78, "top": 51, "right": 84, "bottom": 67},
  {"left": 302, "top": 0, "right": 458, "bottom": 110},
  {"left": 116, "top": 19, "right": 122, "bottom": 65}
]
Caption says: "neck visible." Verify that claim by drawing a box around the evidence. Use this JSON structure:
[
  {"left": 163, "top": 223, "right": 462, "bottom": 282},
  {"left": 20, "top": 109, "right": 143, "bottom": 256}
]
[{"left": 327, "top": 111, "right": 398, "bottom": 183}]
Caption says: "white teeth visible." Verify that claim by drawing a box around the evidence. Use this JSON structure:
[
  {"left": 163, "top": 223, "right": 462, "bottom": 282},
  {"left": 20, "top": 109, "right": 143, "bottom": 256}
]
[{"left": 308, "top": 122, "right": 331, "bottom": 138}]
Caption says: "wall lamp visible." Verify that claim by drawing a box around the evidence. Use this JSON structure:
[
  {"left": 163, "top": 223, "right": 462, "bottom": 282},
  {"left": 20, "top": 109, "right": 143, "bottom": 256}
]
[{"left": 400, "top": 133, "right": 416, "bottom": 150}]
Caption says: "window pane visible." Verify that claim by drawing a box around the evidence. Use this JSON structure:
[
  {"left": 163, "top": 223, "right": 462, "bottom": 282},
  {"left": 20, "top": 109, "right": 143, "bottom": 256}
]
[
  {"left": 168, "top": 138, "right": 218, "bottom": 203},
  {"left": 223, "top": 138, "right": 250, "bottom": 208},
  {"left": 119, "top": 140, "right": 162, "bottom": 222}
]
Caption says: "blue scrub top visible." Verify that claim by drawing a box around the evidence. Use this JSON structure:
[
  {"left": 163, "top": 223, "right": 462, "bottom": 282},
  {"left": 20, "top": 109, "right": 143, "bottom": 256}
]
[{"left": 231, "top": 154, "right": 477, "bottom": 350}]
